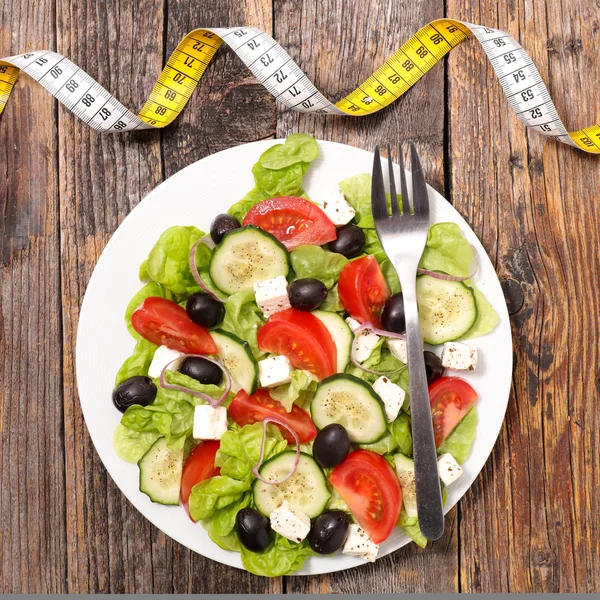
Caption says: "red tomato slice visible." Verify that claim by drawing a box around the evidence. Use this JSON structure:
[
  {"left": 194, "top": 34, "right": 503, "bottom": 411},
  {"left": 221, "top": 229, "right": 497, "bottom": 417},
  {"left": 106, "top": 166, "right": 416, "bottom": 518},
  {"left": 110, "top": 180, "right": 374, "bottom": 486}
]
[
  {"left": 338, "top": 256, "right": 390, "bottom": 328},
  {"left": 269, "top": 308, "right": 337, "bottom": 374},
  {"left": 330, "top": 449, "right": 402, "bottom": 544},
  {"left": 131, "top": 297, "right": 218, "bottom": 355},
  {"left": 429, "top": 377, "right": 478, "bottom": 447},
  {"left": 180, "top": 441, "right": 221, "bottom": 510},
  {"left": 257, "top": 310, "right": 336, "bottom": 380},
  {"left": 242, "top": 196, "right": 337, "bottom": 250},
  {"left": 229, "top": 389, "right": 317, "bottom": 444}
]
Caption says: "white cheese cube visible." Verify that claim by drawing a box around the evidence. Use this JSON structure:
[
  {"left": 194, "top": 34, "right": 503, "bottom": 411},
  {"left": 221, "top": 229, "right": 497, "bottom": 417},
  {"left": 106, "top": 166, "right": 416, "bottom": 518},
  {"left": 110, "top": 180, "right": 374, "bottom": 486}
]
[
  {"left": 372, "top": 376, "right": 406, "bottom": 422},
  {"left": 346, "top": 317, "right": 380, "bottom": 363},
  {"left": 387, "top": 338, "right": 407, "bottom": 364},
  {"left": 437, "top": 453, "right": 464, "bottom": 486},
  {"left": 314, "top": 187, "right": 356, "bottom": 226},
  {"left": 148, "top": 345, "right": 185, "bottom": 378},
  {"left": 254, "top": 276, "right": 291, "bottom": 318},
  {"left": 269, "top": 501, "right": 311, "bottom": 543},
  {"left": 342, "top": 524, "right": 379, "bottom": 562},
  {"left": 193, "top": 405, "right": 228, "bottom": 440},
  {"left": 258, "top": 355, "right": 292, "bottom": 388},
  {"left": 441, "top": 342, "right": 478, "bottom": 371}
]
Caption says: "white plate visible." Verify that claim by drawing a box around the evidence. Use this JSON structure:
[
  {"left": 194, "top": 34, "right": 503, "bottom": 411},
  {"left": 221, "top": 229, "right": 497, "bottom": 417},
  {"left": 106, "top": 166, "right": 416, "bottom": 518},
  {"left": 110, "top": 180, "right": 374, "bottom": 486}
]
[{"left": 76, "top": 140, "right": 512, "bottom": 575}]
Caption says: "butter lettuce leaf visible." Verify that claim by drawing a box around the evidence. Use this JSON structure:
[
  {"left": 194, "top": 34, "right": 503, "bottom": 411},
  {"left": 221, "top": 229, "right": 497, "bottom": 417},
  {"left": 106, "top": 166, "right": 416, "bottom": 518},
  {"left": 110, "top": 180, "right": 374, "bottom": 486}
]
[
  {"left": 115, "top": 337, "right": 157, "bottom": 385},
  {"left": 290, "top": 245, "right": 349, "bottom": 289},
  {"left": 438, "top": 407, "right": 478, "bottom": 464},
  {"left": 221, "top": 291, "right": 266, "bottom": 358},
  {"left": 240, "top": 534, "right": 314, "bottom": 577}
]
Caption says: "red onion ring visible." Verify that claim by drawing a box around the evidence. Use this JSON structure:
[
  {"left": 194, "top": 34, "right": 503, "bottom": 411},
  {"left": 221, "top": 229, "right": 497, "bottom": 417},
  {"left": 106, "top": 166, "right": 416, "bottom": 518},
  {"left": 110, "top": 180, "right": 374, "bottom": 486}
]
[
  {"left": 355, "top": 322, "right": 406, "bottom": 340},
  {"left": 251, "top": 417, "right": 301, "bottom": 485},
  {"left": 417, "top": 245, "right": 479, "bottom": 282},
  {"left": 159, "top": 354, "right": 231, "bottom": 408},
  {"left": 189, "top": 240, "right": 226, "bottom": 303},
  {"left": 199, "top": 235, "right": 216, "bottom": 250},
  {"left": 350, "top": 355, "right": 408, "bottom": 375}
]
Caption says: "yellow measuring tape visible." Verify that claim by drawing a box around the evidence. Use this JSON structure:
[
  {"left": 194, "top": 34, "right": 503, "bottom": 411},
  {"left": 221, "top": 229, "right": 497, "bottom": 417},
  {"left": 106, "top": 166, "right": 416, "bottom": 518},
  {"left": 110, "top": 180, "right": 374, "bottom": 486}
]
[{"left": 1, "top": 19, "right": 599, "bottom": 153}]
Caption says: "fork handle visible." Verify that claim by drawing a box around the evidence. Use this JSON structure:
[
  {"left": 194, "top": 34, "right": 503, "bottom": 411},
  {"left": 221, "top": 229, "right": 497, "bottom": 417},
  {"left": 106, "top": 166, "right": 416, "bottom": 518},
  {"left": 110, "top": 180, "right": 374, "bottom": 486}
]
[{"left": 400, "top": 271, "right": 445, "bottom": 540}]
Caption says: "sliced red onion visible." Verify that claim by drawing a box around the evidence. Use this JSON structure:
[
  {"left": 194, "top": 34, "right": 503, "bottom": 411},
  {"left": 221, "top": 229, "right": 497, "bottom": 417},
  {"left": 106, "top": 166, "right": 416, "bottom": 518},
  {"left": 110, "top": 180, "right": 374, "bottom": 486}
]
[
  {"left": 159, "top": 354, "right": 231, "bottom": 408},
  {"left": 355, "top": 321, "right": 406, "bottom": 340},
  {"left": 189, "top": 240, "right": 226, "bottom": 303},
  {"left": 199, "top": 235, "right": 216, "bottom": 250},
  {"left": 417, "top": 245, "right": 479, "bottom": 282},
  {"left": 251, "top": 417, "right": 301, "bottom": 485},
  {"left": 350, "top": 355, "right": 408, "bottom": 375}
]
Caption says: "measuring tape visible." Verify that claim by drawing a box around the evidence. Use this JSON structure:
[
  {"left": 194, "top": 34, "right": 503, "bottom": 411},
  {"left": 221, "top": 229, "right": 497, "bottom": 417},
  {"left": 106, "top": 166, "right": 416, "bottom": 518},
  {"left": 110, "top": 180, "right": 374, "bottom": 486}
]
[{"left": 1, "top": 19, "right": 599, "bottom": 153}]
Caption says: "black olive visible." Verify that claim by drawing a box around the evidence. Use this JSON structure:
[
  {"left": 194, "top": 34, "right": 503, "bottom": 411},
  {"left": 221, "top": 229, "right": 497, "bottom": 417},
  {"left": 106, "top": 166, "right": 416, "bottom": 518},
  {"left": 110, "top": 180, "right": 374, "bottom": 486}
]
[
  {"left": 382, "top": 293, "right": 406, "bottom": 334},
  {"left": 236, "top": 508, "right": 272, "bottom": 552},
  {"left": 308, "top": 510, "right": 350, "bottom": 554},
  {"left": 180, "top": 357, "right": 223, "bottom": 385},
  {"left": 288, "top": 278, "right": 328, "bottom": 311},
  {"left": 328, "top": 224, "right": 365, "bottom": 259},
  {"left": 186, "top": 292, "right": 225, "bottom": 328},
  {"left": 210, "top": 213, "right": 241, "bottom": 244},
  {"left": 424, "top": 351, "right": 445, "bottom": 385},
  {"left": 313, "top": 424, "right": 351, "bottom": 468},
  {"left": 112, "top": 376, "right": 157, "bottom": 413}
]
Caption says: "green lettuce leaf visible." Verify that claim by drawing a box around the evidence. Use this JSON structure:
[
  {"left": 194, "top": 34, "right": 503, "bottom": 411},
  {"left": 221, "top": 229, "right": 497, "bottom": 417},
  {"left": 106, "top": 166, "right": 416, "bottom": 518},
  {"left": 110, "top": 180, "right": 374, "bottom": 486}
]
[
  {"left": 259, "top": 134, "right": 319, "bottom": 170},
  {"left": 112, "top": 424, "right": 160, "bottom": 463},
  {"left": 216, "top": 422, "right": 287, "bottom": 481},
  {"left": 321, "top": 285, "right": 344, "bottom": 312},
  {"left": 189, "top": 475, "right": 253, "bottom": 522},
  {"left": 125, "top": 281, "right": 174, "bottom": 338},
  {"left": 398, "top": 509, "right": 427, "bottom": 549},
  {"left": 419, "top": 223, "right": 472, "bottom": 277},
  {"left": 145, "top": 226, "right": 206, "bottom": 296},
  {"left": 114, "top": 337, "right": 157, "bottom": 385},
  {"left": 438, "top": 407, "right": 478, "bottom": 464},
  {"left": 269, "top": 370, "right": 318, "bottom": 412},
  {"left": 290, "top": 245, "right": 349, "bottom": 289},
  {"left": 221, "top": 291, "right": 266, "bottom": 358},
  {"left": 139, "top": 259, "right": 149, "bottom": 281},
  {"left": 240, "top": 534, "right": 314, "bottom": 577},
  {"left": 462, "top": 286, "right": 500, "bottom": 339},
  {"left": 338, "top": 173, "right": 374, "bottom": 228},
  {"left": 390, "top": 411, "right": 413, "bottom": 456},
  {"left": 359, "top": 431, "right": 398, "bottom": 455}
]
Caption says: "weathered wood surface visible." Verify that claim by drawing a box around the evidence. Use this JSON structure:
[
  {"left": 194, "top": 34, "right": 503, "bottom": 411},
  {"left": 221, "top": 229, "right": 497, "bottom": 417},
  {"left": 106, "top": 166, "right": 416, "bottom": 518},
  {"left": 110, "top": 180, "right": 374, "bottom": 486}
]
[{"left": 1, "top": 0, "right": 599, "bottom": 592}]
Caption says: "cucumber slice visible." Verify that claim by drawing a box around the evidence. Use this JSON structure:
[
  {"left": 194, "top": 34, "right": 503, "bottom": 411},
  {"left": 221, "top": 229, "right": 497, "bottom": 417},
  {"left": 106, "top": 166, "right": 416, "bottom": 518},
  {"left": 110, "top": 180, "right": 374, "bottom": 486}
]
[
  {"left": 312, "top": 310, "right": 352, "bottom": 372},
  {"left": 311, "top": 374, "right": 388, "bottom": 443},
  {"left": 394, "top": 453, "right": 417, "bottom": 518},
  {"left": 210, "top": 329, "right": 258, "bottom": 394},
  {"left": 209, "top": 226, "right": 289, "bottom": 294},
  {"left": 253, "top": 451, "right": 331, "bottom": 518},
  {"left": 416, "top": 275, "right": 478, "bottom": 345},
  {"left": 138, "top": 437, "right": 184, "bottom": 505}
]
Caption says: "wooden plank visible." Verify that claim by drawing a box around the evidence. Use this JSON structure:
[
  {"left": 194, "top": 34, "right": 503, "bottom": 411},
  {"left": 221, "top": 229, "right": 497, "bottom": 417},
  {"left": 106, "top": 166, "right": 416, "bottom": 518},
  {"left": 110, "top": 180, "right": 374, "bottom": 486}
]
[
  {"left": 0, "top": 0, "right": 68, "bottom": 593},
  {"left": 152, "top": 0, "right": 278, "bottom": 593},
  {"left": 275, "top": 0, "right": 456, "bottom": 592},
  {"left": 54, "top": 0, "right": 164, "bottom": 592},
  {"left": 446, "top": 0, "right": 600, "bottom": 592}
]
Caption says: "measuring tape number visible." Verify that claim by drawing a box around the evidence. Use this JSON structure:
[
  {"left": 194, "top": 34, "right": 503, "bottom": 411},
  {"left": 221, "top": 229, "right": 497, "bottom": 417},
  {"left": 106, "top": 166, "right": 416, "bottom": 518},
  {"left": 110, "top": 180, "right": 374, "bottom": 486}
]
[{"left": 1, "top": 19, "right": 598, "bottom": 153}]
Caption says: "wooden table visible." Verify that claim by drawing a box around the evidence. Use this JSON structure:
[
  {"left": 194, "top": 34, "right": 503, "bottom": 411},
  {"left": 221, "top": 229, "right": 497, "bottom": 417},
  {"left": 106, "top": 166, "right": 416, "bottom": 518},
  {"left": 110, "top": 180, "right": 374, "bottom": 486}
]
[{"left": 1, "top": 0, "right": 599, "bottom": 593}]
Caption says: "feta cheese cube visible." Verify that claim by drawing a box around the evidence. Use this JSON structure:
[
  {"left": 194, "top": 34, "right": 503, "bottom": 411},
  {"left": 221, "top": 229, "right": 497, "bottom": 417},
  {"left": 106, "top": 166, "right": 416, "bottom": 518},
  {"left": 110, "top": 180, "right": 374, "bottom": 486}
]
[
  {"left": 437, "top": 453, "right": 464, "bottom": 486},
  {"left": 387, "top": 338, "right": 407, "bottom": 364},
  {"left": 346, "top": 317, "right": 380, "bottom": 363},
  {"left": 372, "top": 376, "right": 406, "bottom": 422},
  {"left": 148, "top": 345, "right": 185, "bottom": 378},
  {"left": 258, "top": 355, "right": 292, "bottom": 388},
  {"left": 314, "top": 187, "right": 356, "bottom": 226},
  {"left": 342, "top": 524, "right": 379, "bottom": 562},
  {"left": 193, "top": 405, "right": 228, "bottom": 440},
  {"left": 441, "top": 342, "right": 478, "bottom": 371},
  {"left": 269, "top": 501, "right": 311, "bottom": 543},
  {"left": 254, "top": 276, "right": 291, "bottom": 318}
]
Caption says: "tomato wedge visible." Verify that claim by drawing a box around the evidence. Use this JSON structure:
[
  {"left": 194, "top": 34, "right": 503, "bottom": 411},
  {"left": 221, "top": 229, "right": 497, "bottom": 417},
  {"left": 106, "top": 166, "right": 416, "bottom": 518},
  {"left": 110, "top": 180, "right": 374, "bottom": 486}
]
[
  {"left": 257, "top": 309, "right": 336, "bottom": 380},
  {"left": 131, "top": 296, "right": 218, "bottom": 355},
  {"left": 338, "top": 256, "right": 390, "bottom": 328},
  {"left": 330, "top": 449, "right": 401, "bottom": 544},
  {"left": 242, "top": 196, "right": 337, "bottom": 250},
  {"left": 229, "top": 389, "right": 317, "bottom": 444},
  {"left": 180, "top": 441, "right": 220, "bottom": 511},
  {"left": 430, "top": 376, "right": 478, "bottom": 447}
]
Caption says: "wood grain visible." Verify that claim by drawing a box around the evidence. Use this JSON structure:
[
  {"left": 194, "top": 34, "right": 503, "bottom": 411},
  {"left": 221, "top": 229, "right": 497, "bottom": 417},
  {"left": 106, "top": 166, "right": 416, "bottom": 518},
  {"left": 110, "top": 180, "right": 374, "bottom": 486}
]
[
  {"left": 274, "top": 0, "right": 455, "bottom": 592},
  {"left": 0, "top": 0, "right": 67, "bottom": 593},
  {"left": 446, "top": 0, "right": 600, "bottom": 592}
]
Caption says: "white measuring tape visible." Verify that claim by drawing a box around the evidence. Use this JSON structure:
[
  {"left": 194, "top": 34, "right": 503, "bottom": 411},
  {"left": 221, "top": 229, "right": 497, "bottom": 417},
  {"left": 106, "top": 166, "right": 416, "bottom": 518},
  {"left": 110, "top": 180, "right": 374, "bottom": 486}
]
[{"left": 1, "top": 19, "right": 598, "bottom": 152}]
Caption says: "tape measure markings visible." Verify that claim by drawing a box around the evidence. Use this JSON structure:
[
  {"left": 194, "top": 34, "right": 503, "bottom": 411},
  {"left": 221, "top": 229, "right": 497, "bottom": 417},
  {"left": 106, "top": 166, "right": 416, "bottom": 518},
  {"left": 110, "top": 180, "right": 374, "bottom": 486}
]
[{"left": 1, "top": 20, "right": 598, "bottom": 152}]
